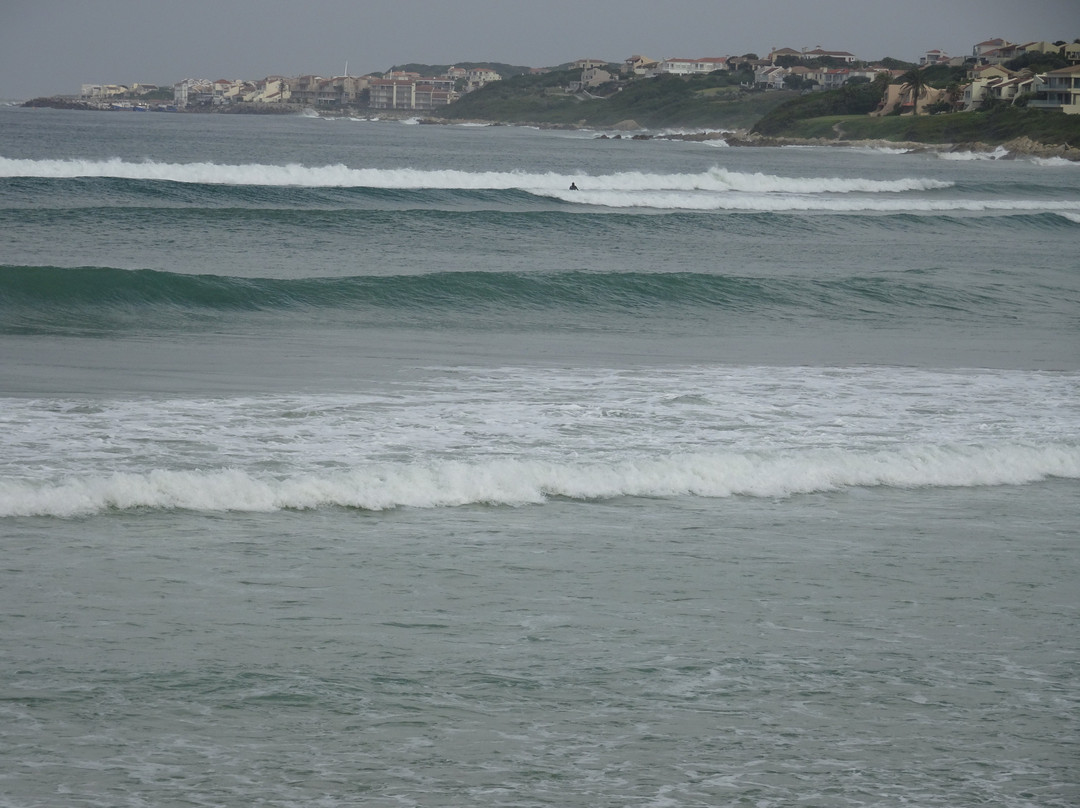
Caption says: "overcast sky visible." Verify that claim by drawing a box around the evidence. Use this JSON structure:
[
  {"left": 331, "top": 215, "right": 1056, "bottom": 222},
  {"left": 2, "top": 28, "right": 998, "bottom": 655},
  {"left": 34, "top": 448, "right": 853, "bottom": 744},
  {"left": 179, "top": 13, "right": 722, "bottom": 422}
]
[{"left": 1, "top": 0, "right": 1076, "bottom": 98}]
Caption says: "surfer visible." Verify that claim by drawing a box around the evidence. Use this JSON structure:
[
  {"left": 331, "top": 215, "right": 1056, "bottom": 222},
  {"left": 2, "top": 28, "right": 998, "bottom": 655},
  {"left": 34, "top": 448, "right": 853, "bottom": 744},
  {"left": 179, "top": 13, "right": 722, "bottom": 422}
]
[{"left": 569, "top": 182, "right": 578, "bottom": 190}]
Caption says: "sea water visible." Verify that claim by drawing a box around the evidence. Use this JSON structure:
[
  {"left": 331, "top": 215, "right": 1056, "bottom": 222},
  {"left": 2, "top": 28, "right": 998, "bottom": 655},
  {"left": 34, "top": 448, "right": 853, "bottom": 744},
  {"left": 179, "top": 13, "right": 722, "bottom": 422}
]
[{"left": 0, "top": 107, "right": 1077, "bottom": 807}]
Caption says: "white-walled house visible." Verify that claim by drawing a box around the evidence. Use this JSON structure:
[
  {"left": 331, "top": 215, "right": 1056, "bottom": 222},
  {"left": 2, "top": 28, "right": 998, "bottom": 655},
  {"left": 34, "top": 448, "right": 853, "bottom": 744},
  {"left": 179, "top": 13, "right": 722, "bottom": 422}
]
[
  {"left": 963, "top": 64, "right": 1014, "bottom": 109},
  {"left": 464, "top": 68, "right": 501, "bottom": 91},
  {"left": 659, "top": 57, "right": 729, "bottom": 75},
  {"left": 754, "top": 65, "right": 788, "bottom": 89}
]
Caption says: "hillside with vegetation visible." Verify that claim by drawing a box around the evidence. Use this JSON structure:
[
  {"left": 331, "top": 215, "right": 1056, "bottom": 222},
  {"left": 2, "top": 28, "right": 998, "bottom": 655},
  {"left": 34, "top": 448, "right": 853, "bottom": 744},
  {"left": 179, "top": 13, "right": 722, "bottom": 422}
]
[
  {"left": 439, "top": 69, "right": 798, "bottom": 129},
  {"left": 753, "top": 104, "right": 1080, "bottom": 147},
  {"left": 749, "top": 76, "right": 890, "bottom": 135},
  {"left": 432, "top": 61, "right": 1079, "bottom": 154},
  {"left": 750, "top": 64, "right": 1080, "bottom": 149}
]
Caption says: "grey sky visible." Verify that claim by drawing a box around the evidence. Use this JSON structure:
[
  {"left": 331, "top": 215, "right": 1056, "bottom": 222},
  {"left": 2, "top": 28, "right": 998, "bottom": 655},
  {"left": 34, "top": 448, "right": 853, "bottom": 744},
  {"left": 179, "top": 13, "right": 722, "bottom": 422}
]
[{"left": 1, "top": 0, "right": 1076, "bottom": 99}]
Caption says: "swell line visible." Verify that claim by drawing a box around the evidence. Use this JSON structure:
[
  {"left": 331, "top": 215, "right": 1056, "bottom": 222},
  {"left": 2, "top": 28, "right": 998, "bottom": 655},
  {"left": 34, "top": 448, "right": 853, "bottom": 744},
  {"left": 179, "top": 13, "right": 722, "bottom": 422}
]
[{"left": 0, "top": 265, "right": 1024, "bottom": 321}]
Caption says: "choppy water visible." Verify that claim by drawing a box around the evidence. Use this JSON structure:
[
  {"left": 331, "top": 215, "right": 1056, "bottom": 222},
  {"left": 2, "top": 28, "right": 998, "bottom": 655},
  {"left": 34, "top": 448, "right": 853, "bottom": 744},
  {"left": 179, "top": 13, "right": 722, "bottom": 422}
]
[{"left": 1, "top": 107, "right": 1077, "bottom": 807}]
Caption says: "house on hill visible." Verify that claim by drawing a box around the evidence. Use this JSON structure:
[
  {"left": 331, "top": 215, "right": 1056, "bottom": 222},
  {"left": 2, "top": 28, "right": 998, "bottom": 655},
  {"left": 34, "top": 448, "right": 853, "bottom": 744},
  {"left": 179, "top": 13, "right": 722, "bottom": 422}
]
[
  {"left": 920, "top": 49, "right": 950, "bottom": 66},
  {"left": 874, "top": 81, "right": 947, "bottom": 116},
  {"left": 803, "top": 48, "right": 857, "bottom": 63},
  {"left": 622, "top": 55, "right": 659, "bottom": 75},
  {"left": 659, "top": 57, "right": 730, "bottom": 75},
  {"left": 963, "top": 64, "right": 1014, "bottom": 109},
  {"left": 1030, "top": 63, "right": 1080, "bottom": 114},
  {"left": 768, "top": 48, "right": 802, "bottom": 63},
  {"left": 754, "top": 65, "right": 788, "bottom": 89},
  {"left": 972, "top": 38, "right": 1014, "bottom": 63},
  {"left": 464, "top": 68, "right": 501, "bottom": 91},
  {"left": 768, "top": 47, "right": 857, "bottom": 64}
]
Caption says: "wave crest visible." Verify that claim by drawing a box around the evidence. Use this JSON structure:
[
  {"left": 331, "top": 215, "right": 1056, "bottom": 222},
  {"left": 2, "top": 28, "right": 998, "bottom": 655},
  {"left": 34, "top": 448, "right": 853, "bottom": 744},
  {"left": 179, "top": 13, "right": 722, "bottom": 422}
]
[
  {"left": 0, "top": 266, "right": 1025, "bottom": 329},
  {"left": 0, "top": 156, "right": 951, "bottom": 195},
  {"left": 3, "top": 445, "right": 1076, "bottom": 517}
]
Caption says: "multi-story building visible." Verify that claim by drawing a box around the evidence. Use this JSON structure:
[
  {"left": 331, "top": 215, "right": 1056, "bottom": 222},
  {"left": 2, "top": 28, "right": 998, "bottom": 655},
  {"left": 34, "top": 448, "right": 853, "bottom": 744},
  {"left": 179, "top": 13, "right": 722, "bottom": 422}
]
[
  {"left": 972, "top": 38, "right": 1014, "bottom": 63},
  {"left": 622, "top": 55, "right": 659, "bottom": 76},
  {"left": 1030, "top": 64, "right": 1080, "bottom": 114},
  {"left": 802, "top": 48, "right": 857, "bottom": 63},
  {"left": 289, "top": 75, "right": 323, "bottom": 106},
  {"left": 768, "top": 47, "right": 857, "bottom": 64},
  {"left": 313, "top": 75, "right": 369, "bottom": 106},
  {"left": 464, "top": 68, "right": 501, "bottom": 92},
  {"left": 963, "top": 64, "right": 1014, "bottom": 109},
  {"left": 659, "top": 57, "right": 729, "bottom": 75},
  {"left": 81, "top": 84, "right": 131, "bottom": 99},
  {"left": 368, "top": 76, "right": 457, "bottom": 110}
]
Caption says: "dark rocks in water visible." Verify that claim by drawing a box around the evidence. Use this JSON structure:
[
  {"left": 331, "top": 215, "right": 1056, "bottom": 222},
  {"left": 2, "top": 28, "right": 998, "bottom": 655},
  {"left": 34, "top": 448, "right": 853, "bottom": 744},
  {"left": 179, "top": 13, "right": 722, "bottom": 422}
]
[{"left": 22, "top": 97, "right": 95, "bottom": 110}]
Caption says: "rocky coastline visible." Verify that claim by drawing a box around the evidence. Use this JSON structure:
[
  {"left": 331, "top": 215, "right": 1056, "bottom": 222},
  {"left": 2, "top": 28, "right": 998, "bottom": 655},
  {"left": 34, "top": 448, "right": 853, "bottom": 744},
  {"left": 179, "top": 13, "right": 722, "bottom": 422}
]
[
  {"left": 425, "top": 117, "right": 1080, "bottom": 161},
  {"left": 685, "top": 130, "right": 1080, "bottom": 161}
]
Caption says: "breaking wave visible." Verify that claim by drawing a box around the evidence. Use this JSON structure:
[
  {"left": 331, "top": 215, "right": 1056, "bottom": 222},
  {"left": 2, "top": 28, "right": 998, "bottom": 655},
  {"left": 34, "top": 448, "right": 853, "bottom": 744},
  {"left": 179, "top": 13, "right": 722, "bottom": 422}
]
[
  {"left": 0, "top": 156, "right": 951, "bottom": 195},
  {"left": 2, "top": 444, "right": 1076, "bottom": 517},
  {"left": 8, "top": 156, "right": 1076, "bottom": 213}
]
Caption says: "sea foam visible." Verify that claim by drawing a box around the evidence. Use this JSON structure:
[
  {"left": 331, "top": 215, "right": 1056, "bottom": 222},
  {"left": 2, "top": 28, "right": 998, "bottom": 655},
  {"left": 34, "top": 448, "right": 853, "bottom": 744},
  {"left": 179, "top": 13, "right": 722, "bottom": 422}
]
[
  {"left": 10, "top": 156, "right": 1073, "bottom": 214},
  {"left": 2, "top": 444, "right": 1076, "bottom": 517},
  {"left": 0, "top": 156, "right": 951, "bottom": 194}
]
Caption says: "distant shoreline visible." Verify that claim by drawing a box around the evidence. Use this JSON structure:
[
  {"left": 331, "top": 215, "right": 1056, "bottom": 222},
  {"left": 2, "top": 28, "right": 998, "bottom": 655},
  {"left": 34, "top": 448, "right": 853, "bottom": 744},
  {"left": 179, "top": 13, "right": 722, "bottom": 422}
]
[{"left": 16, "top": 96, "right": 1080, "bottom": 161}]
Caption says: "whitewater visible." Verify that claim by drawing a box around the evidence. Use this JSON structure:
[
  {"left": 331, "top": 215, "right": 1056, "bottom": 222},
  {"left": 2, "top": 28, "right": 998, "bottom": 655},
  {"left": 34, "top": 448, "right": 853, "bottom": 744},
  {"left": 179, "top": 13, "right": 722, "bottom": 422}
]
[
  {"left": 7, "top": 155, "right": 1080, "bottom": 214},
  {"left": 4, "top": 444, "right": 1079, "bottom": 517},
  {"left": 2, "top": 363, "right": 1078, "bottom": 517}
]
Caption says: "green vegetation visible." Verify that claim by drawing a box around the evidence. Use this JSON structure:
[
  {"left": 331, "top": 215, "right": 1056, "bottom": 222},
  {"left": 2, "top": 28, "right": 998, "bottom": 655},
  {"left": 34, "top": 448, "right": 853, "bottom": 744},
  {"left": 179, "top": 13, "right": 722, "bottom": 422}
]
[
  {"left": 878, "top": 57, "right": 917, "bottom": 71},
  {"left": 437, "top": 69, "right": 584, "bottom": 123},
  {"left": 898, "top": 68, "right": 929, "bottom": 115},
  {"left": 909, "top": 64, "right": 968, "bottom": 89},
  {"left": 441, "top": 70, "right": 796, "bottom": 129},
  {"left": 1003, "top": 51, "right": 1068, "bottom": 74},
  {"left": 434, "top": 68, "right": 1080, "bottom": 149},
  {"left": 751, "top": 77, "right": 887, "bottom": 134},
  {"left": 755, "top": 104, "right": 1080, "bottom": 146}
]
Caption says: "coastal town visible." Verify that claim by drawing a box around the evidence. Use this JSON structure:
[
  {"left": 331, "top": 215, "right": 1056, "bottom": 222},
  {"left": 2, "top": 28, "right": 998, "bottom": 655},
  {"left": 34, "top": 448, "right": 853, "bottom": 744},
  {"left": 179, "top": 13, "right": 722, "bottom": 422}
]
[{"left": 43, "top": 35, "right": 1080, "bottom": 119}]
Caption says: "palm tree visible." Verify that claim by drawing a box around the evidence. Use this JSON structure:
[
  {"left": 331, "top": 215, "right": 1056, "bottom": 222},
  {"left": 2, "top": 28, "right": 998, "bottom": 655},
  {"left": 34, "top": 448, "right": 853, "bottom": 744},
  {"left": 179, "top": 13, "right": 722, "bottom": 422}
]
[{"left": 900, "top": 67, "right": 928, "bottom": 115}]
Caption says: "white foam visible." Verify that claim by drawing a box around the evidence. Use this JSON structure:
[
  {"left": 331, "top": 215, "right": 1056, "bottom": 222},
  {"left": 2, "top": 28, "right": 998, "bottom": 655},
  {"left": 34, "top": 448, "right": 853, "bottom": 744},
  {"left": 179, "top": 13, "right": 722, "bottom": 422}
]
[
  {"left": 553, "top": 191, "right": 1080, "bottom": 213},
  {"left": 1031, "top": 156, "right": 1079, "bottom": 168},
  {"left": 844, "top": 146, "right": 914, "bottom": 155},
  {"left": 3, "top": 365, "right": 1077, "bottom": 517},
  {"left": 938, "top": 146, "right": 1010, "bottom": 161},
  {"left": 0, "top": 156, "right": 951, "bottom": 195},
  {"left": 2, "top": 444, "right": 1076, "bottom": 517},
  {"left": 15, "top": 154, "right": 1071, "bottom": 213}
]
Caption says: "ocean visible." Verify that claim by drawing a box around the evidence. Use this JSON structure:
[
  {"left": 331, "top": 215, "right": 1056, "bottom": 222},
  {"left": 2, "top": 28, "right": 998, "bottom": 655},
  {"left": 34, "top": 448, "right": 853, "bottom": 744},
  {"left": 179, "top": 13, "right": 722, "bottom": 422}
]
[{"left": 1, "top": 106, "right": 1078, "bottom": 807}]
